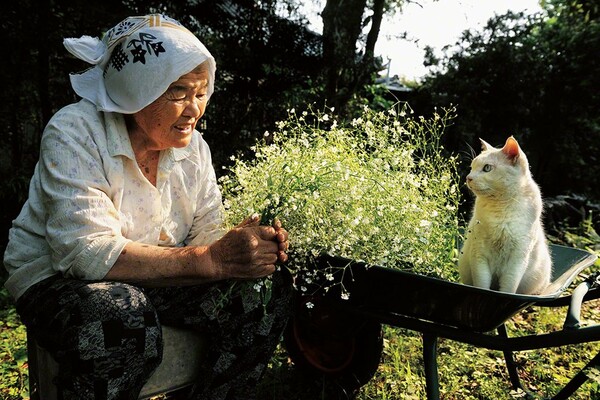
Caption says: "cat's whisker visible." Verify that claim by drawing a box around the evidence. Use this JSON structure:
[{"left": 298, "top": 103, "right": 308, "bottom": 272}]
[
  {"left": 458, "top": 151, "right": 474, "bottom": 164},
  {"left": 464, "top": 141, "right": 477, "bottom": 160}
]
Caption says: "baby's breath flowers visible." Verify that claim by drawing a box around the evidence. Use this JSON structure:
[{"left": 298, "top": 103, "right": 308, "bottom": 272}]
[{"left": 219, "top": 104, "right": 462, "bottom": 301}]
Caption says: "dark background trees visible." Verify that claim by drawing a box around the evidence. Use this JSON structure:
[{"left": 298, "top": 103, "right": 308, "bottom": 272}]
[
  {"left": 1, "top": 0, "right": 136, "bottom": 250},
  {"left": 415, "top": 0, "right": 600, "bottom": 202}
]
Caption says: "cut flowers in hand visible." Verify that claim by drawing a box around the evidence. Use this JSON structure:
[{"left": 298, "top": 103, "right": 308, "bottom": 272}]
[{"left": 219, "top": 103, "right": 462, "bottom": 301}]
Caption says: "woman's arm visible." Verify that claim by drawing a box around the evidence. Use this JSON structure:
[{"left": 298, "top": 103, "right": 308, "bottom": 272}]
[{"left": 105, "top": 215, "right": 288, "bottom": 286}]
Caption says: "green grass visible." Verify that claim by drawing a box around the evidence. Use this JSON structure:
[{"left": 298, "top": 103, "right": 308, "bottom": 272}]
[
  {"left": 0, "top": 286, "right": 29, "bottom": 400},
  {"left": 258, "top": 296, "right": 600, "bottom": 400}
]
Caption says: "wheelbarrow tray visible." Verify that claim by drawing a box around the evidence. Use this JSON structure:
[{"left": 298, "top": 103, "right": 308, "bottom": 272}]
[{"left": 317, "top": 244, "right": 597, "bottom": 333}]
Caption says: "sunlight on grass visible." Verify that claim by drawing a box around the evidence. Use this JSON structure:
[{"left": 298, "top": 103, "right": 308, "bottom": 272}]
[{"left": 0, "top": 289, "right": 29, "bottom": 400}]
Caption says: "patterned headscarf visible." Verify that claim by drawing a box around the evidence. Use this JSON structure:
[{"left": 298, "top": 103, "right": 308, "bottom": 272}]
[{"left": 64, "top": 14, "right": 216, "bottom": 114}]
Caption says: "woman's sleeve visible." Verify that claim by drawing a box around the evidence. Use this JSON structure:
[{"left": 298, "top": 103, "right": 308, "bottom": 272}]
[
  {"left": 40, "top": 110, "right": 130, "bottom": 280},
  {"left": 186, "top": 136, "right": 227, "bottom": 246}
]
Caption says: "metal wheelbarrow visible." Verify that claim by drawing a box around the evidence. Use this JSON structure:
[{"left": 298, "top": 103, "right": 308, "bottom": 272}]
[{"left": 284, "top": 244, "right": 600, "bottom": 399}]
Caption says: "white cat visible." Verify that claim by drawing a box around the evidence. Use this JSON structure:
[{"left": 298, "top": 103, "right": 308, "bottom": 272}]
[{"left": 458, "top": 136, "right": 552, "bottom": 295}]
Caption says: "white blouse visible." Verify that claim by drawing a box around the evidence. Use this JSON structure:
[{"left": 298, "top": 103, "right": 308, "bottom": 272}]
[{"left": 4, "top": 100, "right": 226, "bottom": 300}]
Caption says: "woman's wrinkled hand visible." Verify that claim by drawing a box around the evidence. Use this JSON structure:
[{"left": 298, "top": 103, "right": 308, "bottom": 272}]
[{"left": 209, "top": 214, "right": 289, "bottom": 280}]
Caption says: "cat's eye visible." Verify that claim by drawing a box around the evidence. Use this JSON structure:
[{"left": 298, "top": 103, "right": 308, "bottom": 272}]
[{"left": 483, "top": 164, "right": 493, "bottom": 172}]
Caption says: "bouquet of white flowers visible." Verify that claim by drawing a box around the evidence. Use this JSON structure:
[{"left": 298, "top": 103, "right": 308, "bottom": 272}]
[{"left": 219, "top": 104, "right": 462, "bottom": 301}]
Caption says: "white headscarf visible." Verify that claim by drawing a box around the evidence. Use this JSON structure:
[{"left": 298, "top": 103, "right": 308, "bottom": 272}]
[{"left": 64, "top": 14, "right": 216, "bottom": 114}]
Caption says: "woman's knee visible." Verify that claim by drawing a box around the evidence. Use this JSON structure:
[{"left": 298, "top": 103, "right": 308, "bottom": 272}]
[
  {"left": 21, "top": 279, "right": 164, "bottom": 398},
  {"left": 78, "top": 281, "right": 158, "bottom": 327},
  {"left": 74, "top": 281, "right": 163, "bottom": 360}
]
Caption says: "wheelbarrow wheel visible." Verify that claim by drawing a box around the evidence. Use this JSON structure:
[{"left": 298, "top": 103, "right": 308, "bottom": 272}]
[{"left": 283, "top": 293, "right": 383, "bottom": 397}]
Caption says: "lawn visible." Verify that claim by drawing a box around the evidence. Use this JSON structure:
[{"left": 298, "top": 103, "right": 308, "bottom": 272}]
[{"left": 257, "top": 296, "right": 600, "bottom": 399}]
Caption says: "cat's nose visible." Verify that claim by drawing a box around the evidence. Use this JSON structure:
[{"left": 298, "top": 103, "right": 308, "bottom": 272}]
[{"left": 466, "top": 176, "right": 473, "bottom": 183}]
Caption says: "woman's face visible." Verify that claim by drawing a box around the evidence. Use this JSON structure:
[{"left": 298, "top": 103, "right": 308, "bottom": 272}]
[{"left": 127, "top": 64, "right": 210, "bottom": 151}]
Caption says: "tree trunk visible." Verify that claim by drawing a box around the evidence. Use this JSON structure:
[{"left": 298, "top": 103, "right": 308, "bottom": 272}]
[
  {"left": 364, "top": 0, "right": 385, "bottom": 60},
  {"left": 321, "top": 0, "right": 367, "bottom": 111},
  {"left": 354, "top": 0, "right": 385, "bottom": 94},
  {"left": 321, "top": 0, "right": 386, "bottom": 114}
]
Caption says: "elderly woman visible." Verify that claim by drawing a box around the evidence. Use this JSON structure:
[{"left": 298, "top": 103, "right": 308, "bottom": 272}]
[{"left": 4, "top": 14, "right": 291, "bottom": 400}]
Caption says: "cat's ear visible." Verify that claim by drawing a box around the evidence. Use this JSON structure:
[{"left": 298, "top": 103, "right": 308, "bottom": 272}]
[
  {"left": 501, "top": 136, "right": 520, "bottom": 164},
  {"left": 479, "top": 138, "right": 494, "bottom": 152}
]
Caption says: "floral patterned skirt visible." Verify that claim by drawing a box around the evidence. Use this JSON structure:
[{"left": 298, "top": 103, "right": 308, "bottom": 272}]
[{"left": 17, "top": 270, "right": 292, "bottom": 400}]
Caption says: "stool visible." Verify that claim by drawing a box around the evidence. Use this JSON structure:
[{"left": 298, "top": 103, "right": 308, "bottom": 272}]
[{"left": 27, "top": 325, "right": 207, "bottom": 399}]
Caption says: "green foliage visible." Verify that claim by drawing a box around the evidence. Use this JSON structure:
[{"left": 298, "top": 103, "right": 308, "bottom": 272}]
[
  {"left": 417, "top": 0, "right": 600, "bottom": 199},
  {"left": 220, "top": 104, "right": 462, "bottom": 295},
  {"left": 346, "top": 80, "right": 399, "bottom": 115},
  {"left": 0, "top": 288, "right": 28, "bottom": 400}
]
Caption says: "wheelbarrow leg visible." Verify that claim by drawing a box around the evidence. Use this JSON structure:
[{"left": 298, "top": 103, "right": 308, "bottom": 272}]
[
  {"left": 422, "top": 333, "right": 440, "bottom": 400},
  {"left": 551, "top": 350, "right": 600, "bottom": 400},
  {"left": 497, "top": 324, "right": 526, "bottom": 392},
  {"left": 498, "top": 324, "right": 539, "bottom": 399}
]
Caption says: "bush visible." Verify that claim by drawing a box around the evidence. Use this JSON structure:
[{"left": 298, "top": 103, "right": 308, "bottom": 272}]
[{"left": 220, "top": 103, "right": 462, "bottom": 301}]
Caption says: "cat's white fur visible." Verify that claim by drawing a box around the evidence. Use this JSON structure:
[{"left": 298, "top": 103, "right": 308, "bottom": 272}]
[{"left": 458, "top": 136, "right": 552, "bottom": 294}]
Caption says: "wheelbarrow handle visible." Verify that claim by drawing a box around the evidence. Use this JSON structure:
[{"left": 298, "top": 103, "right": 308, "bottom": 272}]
[{"left": 563, "top": 271, "right": 600, "bottom": 330}]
